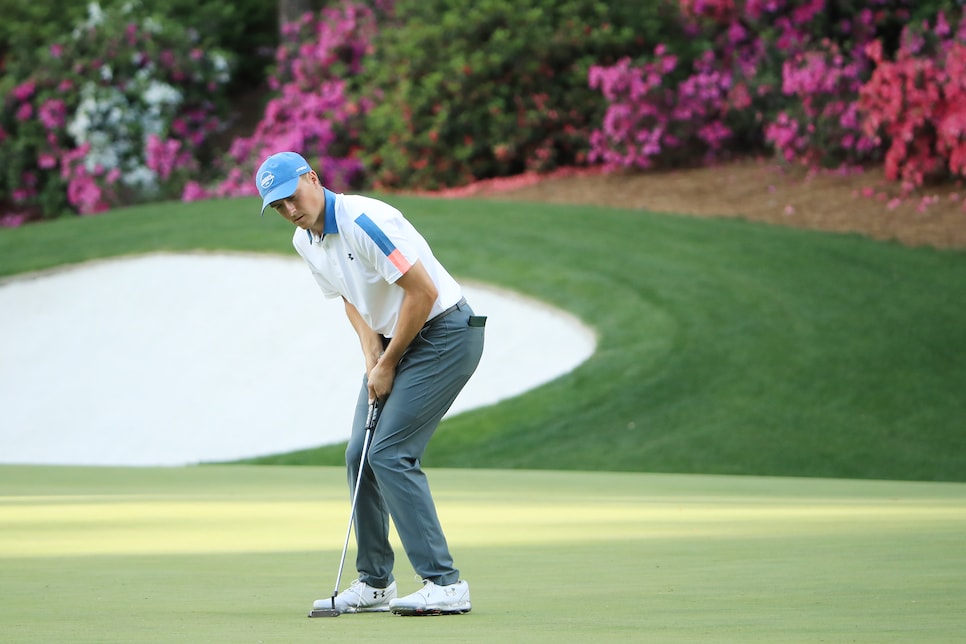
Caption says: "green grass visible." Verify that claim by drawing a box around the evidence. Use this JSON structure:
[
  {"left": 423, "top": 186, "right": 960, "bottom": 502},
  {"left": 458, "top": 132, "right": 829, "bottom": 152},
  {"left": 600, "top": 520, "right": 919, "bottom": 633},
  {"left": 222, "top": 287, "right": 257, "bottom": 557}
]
[
  {"left": 2, "top": 196, "right": 965, "bottom": 480},
  {"left": 1, "top": 465, "right": 964, "bottom": 643}
]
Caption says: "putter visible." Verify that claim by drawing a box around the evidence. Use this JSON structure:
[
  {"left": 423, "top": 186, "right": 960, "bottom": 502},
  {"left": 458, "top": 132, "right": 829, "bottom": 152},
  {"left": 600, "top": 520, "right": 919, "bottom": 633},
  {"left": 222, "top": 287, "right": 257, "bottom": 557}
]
[{"left": 308, "top": 399, "right": 382, "bottom": 618}]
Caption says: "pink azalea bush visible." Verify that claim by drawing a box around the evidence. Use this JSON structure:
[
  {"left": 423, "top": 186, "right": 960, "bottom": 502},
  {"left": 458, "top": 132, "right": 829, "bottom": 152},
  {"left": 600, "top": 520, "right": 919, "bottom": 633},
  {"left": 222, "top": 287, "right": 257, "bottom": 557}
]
[
  {"left": 588, "top": 0, "right": 910, "bottom": 172},
  {"left": 0, "top": 1, "right": 232, "bottom": 223},
  {"left": 859, "top": 11, "right": 966, "bottom": 192},
  {"left": 765, "top": 39, "right": 881, "bottom": 168},
  {"left": 198, "top": 1, "right": 377, "bottom": 201},
  {"left": 589, "top": 46, "right": 734, "bottom": 169}
]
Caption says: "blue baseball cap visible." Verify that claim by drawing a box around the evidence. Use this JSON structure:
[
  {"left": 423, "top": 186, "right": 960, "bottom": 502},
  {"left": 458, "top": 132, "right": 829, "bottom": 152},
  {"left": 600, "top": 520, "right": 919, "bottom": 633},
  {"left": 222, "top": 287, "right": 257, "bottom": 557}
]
[{"left": 255, "top": 151, "right": 312, "bottom": 214}]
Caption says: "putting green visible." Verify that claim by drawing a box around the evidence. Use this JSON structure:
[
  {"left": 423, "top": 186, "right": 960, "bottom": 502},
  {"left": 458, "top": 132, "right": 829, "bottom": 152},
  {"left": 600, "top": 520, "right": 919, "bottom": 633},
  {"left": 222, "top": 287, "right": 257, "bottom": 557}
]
[{"left": 1, "top": 465, "right": 964, "bottom": 642}]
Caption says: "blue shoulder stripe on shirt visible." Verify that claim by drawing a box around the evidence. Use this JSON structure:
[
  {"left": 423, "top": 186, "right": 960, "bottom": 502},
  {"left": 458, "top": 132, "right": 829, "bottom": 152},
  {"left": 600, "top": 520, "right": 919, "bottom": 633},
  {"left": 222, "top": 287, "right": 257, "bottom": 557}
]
[
  {"left": 355, "top": 212, "right": 411, "bottom": 273},
  {"left": 355, "top": 213, "right": 395, "bottom": 256}
]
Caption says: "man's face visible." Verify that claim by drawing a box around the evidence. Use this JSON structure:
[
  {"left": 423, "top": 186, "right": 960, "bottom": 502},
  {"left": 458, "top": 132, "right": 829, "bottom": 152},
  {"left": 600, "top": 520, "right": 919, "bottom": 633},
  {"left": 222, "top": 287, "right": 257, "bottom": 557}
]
[{"left": 270, "top": 173, "right": 323, "bottom": 230}]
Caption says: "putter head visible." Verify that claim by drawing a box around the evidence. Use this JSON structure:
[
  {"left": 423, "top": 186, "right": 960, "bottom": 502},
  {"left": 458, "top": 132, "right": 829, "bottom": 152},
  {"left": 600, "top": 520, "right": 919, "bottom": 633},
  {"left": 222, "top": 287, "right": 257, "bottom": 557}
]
[
  {"left": 307, "top": 607, "right": 340, "bottom": 618},
  {"left": 307, "top": 596, "right": 341, "bottom": 618}
]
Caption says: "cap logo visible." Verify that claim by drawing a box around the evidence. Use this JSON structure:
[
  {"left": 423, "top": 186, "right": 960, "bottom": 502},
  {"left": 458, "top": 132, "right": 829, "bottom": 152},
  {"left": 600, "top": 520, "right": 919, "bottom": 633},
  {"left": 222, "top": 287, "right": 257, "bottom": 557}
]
[{"left": 259, "top": 171, "right": 275, "bottom": 190}]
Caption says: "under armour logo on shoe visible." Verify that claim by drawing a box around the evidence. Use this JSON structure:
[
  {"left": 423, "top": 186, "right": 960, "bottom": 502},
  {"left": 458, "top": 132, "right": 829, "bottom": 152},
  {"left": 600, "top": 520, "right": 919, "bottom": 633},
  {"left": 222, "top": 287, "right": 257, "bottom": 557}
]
[
  {"left": 347, "top": 253, "right": 355, "bottom": 260},
  {"left": 373, "top": 590, "right": 386, "bottom": 599}
]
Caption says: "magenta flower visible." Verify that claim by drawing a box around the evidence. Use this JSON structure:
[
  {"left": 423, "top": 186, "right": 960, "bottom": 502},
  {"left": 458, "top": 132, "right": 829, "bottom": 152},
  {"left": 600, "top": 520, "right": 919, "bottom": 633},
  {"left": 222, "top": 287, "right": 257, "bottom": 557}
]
[
  {"left": 145, "top": 134, "right": 184, "bottom": 180},
  {"left": 0, "top": 212, "right": 31, "bottom": 228},
  {"left": 38, "top": 99, "right": 67, "bottom": 131},
  {"left": 12, "top": 188, "right": 34, "bottom": 203},
  {"left": 12, "top": 81, "right": 36, "bottom": 101},
  {"left": 181, "top": 181, "right": 210, "bottom": 202},
  {"left": 38, "top": 154, "right": 58, "bottom": 169}
]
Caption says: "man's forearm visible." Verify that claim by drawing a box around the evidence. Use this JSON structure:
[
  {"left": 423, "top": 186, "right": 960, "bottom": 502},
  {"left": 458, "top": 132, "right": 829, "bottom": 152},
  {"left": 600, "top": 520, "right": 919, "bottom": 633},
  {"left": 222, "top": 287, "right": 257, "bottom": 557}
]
[
  {"left": 343, "top": 298, "right": 383, "bottom": 370},
  {"left": 379, "top": 260, "right": 438, "bottom": 368}
]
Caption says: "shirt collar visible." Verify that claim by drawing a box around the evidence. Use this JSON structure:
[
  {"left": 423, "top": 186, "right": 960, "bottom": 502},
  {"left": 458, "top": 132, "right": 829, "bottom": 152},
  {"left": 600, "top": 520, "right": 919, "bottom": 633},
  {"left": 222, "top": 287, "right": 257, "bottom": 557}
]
[{"left": 306, "top": 188, "right": 338, "bottom": 244}]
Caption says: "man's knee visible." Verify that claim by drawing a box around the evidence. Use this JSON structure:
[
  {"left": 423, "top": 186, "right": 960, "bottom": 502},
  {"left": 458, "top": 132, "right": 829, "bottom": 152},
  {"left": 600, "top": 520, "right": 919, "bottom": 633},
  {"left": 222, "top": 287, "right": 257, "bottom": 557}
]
[
  {"left": 346, "top": 442, "right": 364, "bottom": 471},
  {"left": 367, "top": 445, "right": 416, "bottom": 478}
]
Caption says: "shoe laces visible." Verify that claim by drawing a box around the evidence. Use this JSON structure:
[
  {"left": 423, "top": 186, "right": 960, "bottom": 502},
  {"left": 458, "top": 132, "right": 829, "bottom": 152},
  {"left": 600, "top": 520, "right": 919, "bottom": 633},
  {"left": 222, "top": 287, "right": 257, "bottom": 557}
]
[
  {"left": 415, "top": 576, "right": 458, "bottom": 597},
  {"left": 414, "top": 577, "right": 436, "bottom": 595}
]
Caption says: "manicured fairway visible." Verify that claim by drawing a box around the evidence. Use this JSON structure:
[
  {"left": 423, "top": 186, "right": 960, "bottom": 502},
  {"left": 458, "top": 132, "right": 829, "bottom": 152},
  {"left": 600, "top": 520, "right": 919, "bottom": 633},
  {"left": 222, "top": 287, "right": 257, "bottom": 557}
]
[
  {"left": 2, "top": 197, "right": 965, "bottom": 481},
  {"left": 1, "top": 465, "right": 963, "bottom": 642}
]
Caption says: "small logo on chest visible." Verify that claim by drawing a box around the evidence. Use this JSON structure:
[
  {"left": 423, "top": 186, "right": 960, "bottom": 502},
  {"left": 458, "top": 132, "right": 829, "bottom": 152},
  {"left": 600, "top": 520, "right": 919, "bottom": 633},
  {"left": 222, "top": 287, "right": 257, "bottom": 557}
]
[{"left": 347, "top": 253, "right": 355, "bottom": 261}]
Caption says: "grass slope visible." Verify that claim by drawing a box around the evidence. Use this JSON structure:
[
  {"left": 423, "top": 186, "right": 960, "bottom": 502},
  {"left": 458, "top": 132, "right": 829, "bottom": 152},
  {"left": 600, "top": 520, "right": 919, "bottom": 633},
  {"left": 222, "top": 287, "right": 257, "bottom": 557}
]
[
  {"left": 2, "top": 196, "right": 965, "bottom": 480},
  {"left": 1, "top": 465, "right": 964, "bottom": 643}
]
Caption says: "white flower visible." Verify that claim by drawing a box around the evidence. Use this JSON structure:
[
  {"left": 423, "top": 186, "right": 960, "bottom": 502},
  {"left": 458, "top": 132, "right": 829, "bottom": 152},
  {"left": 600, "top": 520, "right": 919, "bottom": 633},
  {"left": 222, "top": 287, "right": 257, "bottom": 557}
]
[
  {"left": 142, "top": 16, "right": 162, "bottom": 34},
  {"left": 142, "top": 81, "right": 182, "bottom": 109},
  {"left": 87, "top": 2, "right": 105, "bottom": 26},
  {"left": 72, "top": 2, "right": 105, "bottom": 35},
  {"left": 210, "top": 52, "right": 230, "bottom": 83},
  {"left": 66, "top": 84, "right": 98, "bottom": 142},
  {"left": 106, "top": 102, "right": 126, "bottom": 127},
  {"left": 124, "top": 166, "right": 157, "bottom": 189}
]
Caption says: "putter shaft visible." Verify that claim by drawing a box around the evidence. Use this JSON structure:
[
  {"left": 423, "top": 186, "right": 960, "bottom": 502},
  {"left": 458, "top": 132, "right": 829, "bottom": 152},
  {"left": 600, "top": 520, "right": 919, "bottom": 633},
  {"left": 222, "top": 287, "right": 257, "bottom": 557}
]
[{"left": 308, "top": 400, "right": 381, "bottom": 618}]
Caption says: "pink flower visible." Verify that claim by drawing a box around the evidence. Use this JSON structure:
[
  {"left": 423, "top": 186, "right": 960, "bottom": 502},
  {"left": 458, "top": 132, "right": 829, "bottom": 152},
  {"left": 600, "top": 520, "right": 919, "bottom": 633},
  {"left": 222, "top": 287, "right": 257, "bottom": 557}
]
[
  {"left": 12, "top": 81, "right": 35, "bottom": 101},
  {"left": 12, "top": 188, "right": 34, "bottom": 203},
  {"left": 15, "top": 103, "right": 33, "bottom": 121},
  {"left": 67, "top": 175, "right": 109, "bottom": 215},
  {"left": 0, "top": 212, "right": 31, "bottom": 228},
  {"left": 181, "top": 181, "right": 210, "bottom": 202},
  {"left": 38, "top": 99, "right": 67, "bottom": 130},
  {"left": 145, "top": 134, "right": 184, "bottom": 180},
  {"left": 38, "top": 154, "right": 57, "bottom": 169}
]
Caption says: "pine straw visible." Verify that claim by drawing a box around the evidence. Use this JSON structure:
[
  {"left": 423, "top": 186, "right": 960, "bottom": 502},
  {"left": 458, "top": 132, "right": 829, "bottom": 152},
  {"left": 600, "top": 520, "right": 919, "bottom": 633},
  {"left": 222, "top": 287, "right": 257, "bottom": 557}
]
[{"left": 421, "top": 159, "right": 966, "bottom": 251}]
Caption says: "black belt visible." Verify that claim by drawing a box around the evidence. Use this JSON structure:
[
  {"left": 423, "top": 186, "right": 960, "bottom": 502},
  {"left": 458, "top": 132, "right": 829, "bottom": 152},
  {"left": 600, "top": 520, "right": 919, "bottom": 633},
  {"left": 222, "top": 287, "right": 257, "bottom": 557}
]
[{"left": 425, "top": 297, "right": 466, "bottom": 327}]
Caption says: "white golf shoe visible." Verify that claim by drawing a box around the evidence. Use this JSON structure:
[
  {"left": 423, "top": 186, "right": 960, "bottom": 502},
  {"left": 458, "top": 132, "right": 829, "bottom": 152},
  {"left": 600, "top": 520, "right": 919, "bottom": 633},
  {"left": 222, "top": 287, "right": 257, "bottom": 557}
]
[
  {"left": 314, "top": 579, "right": 396, "bottom": 613},
  {"left": 389, "top": 579, "right": 471, "bottom": 616}
]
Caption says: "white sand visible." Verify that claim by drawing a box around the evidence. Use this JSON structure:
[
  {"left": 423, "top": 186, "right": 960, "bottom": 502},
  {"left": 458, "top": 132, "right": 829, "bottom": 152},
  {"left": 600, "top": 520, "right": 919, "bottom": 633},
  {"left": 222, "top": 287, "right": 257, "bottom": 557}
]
[{"left": 0, "top": 253, "right": 595, "bottom": 466}]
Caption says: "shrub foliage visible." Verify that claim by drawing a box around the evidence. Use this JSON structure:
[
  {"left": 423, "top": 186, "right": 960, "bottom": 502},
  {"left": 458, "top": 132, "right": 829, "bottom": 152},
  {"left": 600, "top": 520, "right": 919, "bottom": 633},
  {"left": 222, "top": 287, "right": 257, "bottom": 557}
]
[
  {"left": 0, "top": 1, "right": 233, "bottom": 221},
  {"left": 360, "top": 0, "right": 681, "bottom": 189}
]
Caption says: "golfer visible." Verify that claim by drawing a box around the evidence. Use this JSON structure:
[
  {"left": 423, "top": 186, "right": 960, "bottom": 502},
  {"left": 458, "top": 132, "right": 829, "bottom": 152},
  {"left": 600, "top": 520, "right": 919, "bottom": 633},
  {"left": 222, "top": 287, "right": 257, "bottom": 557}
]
[{"left": 255, "top": 151, "right": 484, "bottom": 615}]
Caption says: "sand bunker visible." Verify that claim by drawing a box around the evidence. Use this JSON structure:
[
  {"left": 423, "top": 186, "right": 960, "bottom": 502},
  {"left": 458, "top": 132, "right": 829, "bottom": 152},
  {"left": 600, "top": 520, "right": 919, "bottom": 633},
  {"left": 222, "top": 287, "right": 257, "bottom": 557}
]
[{"left": 0, "top": 253, "right": 595, "bottom": 466}]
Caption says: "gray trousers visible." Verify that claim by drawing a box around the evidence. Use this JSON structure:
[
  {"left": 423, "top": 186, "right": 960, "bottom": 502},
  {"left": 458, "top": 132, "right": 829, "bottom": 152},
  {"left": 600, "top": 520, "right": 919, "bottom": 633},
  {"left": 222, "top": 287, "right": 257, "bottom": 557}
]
[{"left": 346, "top": 300, "right": 484, "bottom": 587}]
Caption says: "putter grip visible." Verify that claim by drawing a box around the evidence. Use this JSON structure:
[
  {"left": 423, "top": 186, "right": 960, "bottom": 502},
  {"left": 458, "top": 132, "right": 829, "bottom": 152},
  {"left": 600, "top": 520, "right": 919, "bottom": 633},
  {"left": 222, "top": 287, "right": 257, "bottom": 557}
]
[{"left": 367, "top": 400, "right": 382, "bottom": 432}]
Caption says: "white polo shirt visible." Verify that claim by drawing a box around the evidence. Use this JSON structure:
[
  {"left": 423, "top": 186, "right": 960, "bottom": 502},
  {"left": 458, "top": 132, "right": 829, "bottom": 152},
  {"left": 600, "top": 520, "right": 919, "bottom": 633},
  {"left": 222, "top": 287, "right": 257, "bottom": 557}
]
[{"left": 292, "top": 189, "right": 462, "bottom": 337}]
